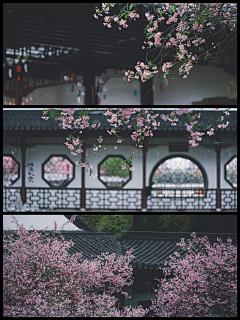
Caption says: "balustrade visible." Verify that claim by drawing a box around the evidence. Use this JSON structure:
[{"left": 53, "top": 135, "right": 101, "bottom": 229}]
[{"left": 3, "top": 187, "right": 237, "bottom": 211}]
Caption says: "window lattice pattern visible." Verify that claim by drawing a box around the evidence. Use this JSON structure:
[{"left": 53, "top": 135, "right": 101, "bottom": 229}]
[
  {"left": 152, "top": 157, "right": 204, "bottom": 188},
  {"left": 3, "top": 156, "right": 19, "bottom": 187},
  {"left": 226, "top": 157, "right": 237, "bottom": 188},
  {"left": 43, "top": 156, "right": 74, "bottom": 187},
  {"left": 99, "top": 156, "right": 131, "bottom": 188}
]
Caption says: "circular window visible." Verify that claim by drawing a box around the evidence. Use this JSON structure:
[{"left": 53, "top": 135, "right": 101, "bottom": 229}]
[
  {"left": 42, "top": 155, "right": 74, "bottom": 188},
  {"left": 225, "top": 156, "right": 237, "bottom": 188},
  {"left": 150, "top": 155, "right": 207, "bottom": 197},
  {"left": 98, "top": 155, "right": 131, "bottom": 188}
]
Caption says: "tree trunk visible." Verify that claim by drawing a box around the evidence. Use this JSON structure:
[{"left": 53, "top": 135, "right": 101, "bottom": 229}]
[{"left": 132, "top": 215, "right": 142, "bottom": 231}]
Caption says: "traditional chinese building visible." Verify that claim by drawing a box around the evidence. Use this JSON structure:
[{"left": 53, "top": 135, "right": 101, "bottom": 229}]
[
  {"left": 3, "top": 4, "right": 237, "bottom": 105},
  {"left": 3, "top": 108, "right": 237, "bottom": 212},
  {"left": 3, "top": 214, "right": 237, "bottom": 316}
]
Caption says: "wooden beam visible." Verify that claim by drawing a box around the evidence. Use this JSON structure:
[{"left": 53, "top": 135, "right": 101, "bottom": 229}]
[
  {"left": 21, "top": 135, "right": 26, "bottom": 204},
  {"left": 216, "top": 136, "right": 221, "bottom": 211},
  {"left": 142, "top": 141, "right": 147, "bottom": 210},
  {"left": 81, "top": 141, "right": 86, "bottom": 210}
]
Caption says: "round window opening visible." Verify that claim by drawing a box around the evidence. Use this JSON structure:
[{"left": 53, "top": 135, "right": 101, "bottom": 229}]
[
  {"left": 99, "top": 156, "right": 131, "bottom": 188},
  {"left": 151, "top": 156, "right": 206, "bottom": 197}
]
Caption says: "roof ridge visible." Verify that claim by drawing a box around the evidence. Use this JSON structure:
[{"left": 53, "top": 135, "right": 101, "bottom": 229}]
[{"left": 64, "top": 215, "right": 99, "bottom": 232}]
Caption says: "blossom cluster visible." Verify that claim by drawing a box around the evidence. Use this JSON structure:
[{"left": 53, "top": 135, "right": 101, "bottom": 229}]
[
  {"left": 41, "top": 108, "right": 233, "bottom": 176},
  {"left": 3, "top": 216, "right": 148, "bottom": 317},
  {"left": 150, "top": 232, "right": 237, "bottom": 317},
  {"left": 94, "top": 3, "right": 237, "bottom": 82}
]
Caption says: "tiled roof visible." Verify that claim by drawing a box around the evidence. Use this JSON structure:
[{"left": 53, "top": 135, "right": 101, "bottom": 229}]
[
  {"left": 44, "top": 231, "right": 125, "bottom": 261},
  {"left": 46, "top": 230, "right": 237, "bottom": 271},
  {"left": 3, "top": 109, "right": 237, "bottom": 132},
  {"left": 4, "top": 229, "right": 237, "bottom": 271},
  {"left": 64, "top": 215, "right": 99, "bottom": 232},
  {"left": 119, "top": 231, "right": 237, "bottom": 270}
]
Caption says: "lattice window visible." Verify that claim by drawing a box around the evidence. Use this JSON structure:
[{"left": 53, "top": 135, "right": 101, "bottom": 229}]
[
  {"left": 3, "top": 155, "right": 20, "bottom": 187},
  {"left": 225, "top": 156, "right": 237, "bottom": 188},
  {"left": 42, "top": 155, "right": 74, "bottom": 188},
  {"left": 98, "top": 155, "right": 131, "bottom": 188},
  {"left": 151, "top": 156, "right": 206, "bottom": 197}
]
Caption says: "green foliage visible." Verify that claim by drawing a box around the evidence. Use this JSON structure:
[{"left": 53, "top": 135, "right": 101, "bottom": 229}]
[
  {"left": 79, "top": 215, "right": 133, "bottom": 237},
  {"left": 78, "top": 215, "right": 237, "bottom": 235},
  {"left": 100, "top": 157, "right": 130, "bottom": 178},
  {"left": 78, "top": 215, "right": 102, "bottom": 230},
  {"left": 97, "top": 215, "right": 132, "bottom": 237}
]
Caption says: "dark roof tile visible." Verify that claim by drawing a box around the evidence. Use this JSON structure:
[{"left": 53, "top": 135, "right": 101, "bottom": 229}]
[
  {"left": 64, "top": 215, "right": 99, "bottom": 232},
  {"left": 4, "top": 229, "right": 237, "bottom": 271},
  {"left": 3, "top": 109, "right": 237, "bottom": 132}
]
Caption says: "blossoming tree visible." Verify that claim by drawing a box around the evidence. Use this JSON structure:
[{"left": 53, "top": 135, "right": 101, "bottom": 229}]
[
  {"left": 3, "top": 216, "right": 237, "bottom": 317},
  {"left": 93, "top": 3, "right": 237, "bottom": 86},
  {"left": 42, "top": 108, "right": 233, "bottom": 178}
]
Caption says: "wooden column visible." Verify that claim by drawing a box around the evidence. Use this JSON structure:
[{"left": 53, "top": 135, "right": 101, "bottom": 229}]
[
  {"left": 21, "top": 135, "right": 26, "bottom": 204},
  {"left": 15, "top": 64, "right": 22, "bottom": 105},
  {"left": 81, "top": 141, "right": 86, "bottom": 210},
  {"left": 142, "top": 141, "right": 147, "bottom": 211},
  {"left": 140, "top": 78, "right": 154, "bottom": 105},
  {"left": 82, "top": 52, "right": 96, "bottom": 105},
  {"left": 216, "top": 137, "right": 221, "bottom": 211}
]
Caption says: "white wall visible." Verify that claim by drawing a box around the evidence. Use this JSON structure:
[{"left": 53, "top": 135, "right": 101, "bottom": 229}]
[
  {"left": 3, "top": 144, "right": 82, "bottom": 188},
  {"left": 3, "top": 65, "right": 237, "bottom": 105},
  {"left": 3, "top": 136, "right": 236, "bottom": 210},
  {"left": 85, "top": 145, "right": 142, "bottom": 189},
  {"left": 152, "top": 64, "right": 237, "bottom": 105},
  {"left": 146, "top": 145, "right": 237, "bottom": 189},
  {"left": 3, "top": 214, "right": 81, "bottom": 230},
  {"left": 3, "top": 142, "right": 236, "bottom": 190}
]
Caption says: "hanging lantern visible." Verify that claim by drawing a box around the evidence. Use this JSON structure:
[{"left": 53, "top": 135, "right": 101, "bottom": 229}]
[
  {"left": 134, "top": 90, "right": 138, "bottom": 97},
  {"left": 64, "top": 75, "right": 69, "bottom": 90},
  {"left": 160, "top": 83, "right": 163, "bottom": 91},
  {"left": 8, "top": 69, "right": 12, "bottom": 78},
  {"left": 24, "top": 64, "right": 28, "bottom": 73},
  {"left": 6, "top": 57, "right": 14, "bottom": 79}
]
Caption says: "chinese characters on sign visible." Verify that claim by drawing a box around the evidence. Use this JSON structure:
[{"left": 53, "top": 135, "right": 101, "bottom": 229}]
[{"left": 26, "top": 162, "right": 35, "bottom": 183}]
